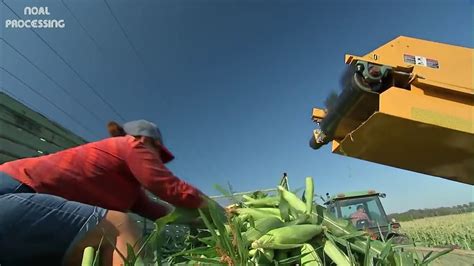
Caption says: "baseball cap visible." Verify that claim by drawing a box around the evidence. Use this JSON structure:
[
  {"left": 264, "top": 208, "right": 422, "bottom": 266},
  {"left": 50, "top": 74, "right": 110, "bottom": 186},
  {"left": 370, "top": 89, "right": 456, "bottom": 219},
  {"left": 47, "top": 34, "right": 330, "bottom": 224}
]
[{"left": 123, "top": 120, "right": 175, "bottom": 163}]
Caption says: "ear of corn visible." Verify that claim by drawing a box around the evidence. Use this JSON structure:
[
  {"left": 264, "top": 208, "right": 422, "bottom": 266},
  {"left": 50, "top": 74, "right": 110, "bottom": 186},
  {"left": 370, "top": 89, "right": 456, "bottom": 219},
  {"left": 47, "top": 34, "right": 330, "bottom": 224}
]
[
  {"left": 250, "top": 248, "right": 275, "bottom": 264},
  {"left": 249, "top": 248, "right": 257, "bottom": 257},
  {"left": 81, "top": 246, "right": 95, "bottom": 266},
  {"left": 304, "top": 177, "right": 314, "bottom": 214},
  {"left": 286, "top": 213, "right": 310, "bottom": 226},
  {"left": 244, "top": 216, "right": 285, "bottom": 243},
  {"left": 323, "top": 239, "right": 351, "bottom": 266},
  {"left": 141, "top": 175, "right": 450, "bottom": 266},
  {"left": 235, "top": 207, "right": 282, "bottom": 220},
  {"left": 251, "top": 224, "right": 324, "bottom": 249},
  {"left": 278, "top": 186, "right": 306, "bottom": 213},
  {"left": 242, "top": 195, "right": 254, "bottom": 201},
  {"left": 243, "top": 196, "right": 280, "bottom": 207},
  {"left": 301, "top": 244, "right": 323, "bottom": 266}
]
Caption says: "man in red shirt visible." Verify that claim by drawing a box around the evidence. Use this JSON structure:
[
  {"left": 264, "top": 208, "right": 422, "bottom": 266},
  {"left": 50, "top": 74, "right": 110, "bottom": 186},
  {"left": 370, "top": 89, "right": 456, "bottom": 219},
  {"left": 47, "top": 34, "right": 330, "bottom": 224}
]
[
  {"left": 0, "top": 120, "right": 207, "bottom": 266},
  {"left": 350, "top": 205, "right": 372, "bottom": 227}
]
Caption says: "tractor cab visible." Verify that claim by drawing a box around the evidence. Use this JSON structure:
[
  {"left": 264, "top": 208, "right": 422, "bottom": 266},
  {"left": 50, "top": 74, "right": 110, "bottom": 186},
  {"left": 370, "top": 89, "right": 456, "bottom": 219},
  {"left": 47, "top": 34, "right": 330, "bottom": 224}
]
[{"left": 324, "top": 190, "right": 401, "bottom": 241}]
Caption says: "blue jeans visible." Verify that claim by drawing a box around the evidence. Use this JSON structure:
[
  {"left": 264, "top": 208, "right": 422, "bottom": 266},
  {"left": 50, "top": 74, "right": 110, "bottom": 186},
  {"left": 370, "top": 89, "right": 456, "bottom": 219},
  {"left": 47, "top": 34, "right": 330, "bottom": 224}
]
[{"left": 0, "top": 172, "right": 107, "bottom": 265}]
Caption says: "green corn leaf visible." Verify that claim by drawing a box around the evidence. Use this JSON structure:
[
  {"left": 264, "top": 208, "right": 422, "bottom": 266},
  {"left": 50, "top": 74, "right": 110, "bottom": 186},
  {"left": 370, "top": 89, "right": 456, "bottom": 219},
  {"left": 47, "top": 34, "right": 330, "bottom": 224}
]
[
  {"left": 420, "top": 248, "right": 453, "bottom": 265},
  {"left": 134, "top": 257, "right": 145, "bottom": 266},
  {"left": 278, "top": 251, "right": 311, "bottom": 265},
  {"left": 344, "top": 240, "right": 356, "bottom": 265},
  {"left": 304, "top": 177, "right": 314, "bottom": 214},
  {"left": 379, "top": 239, "right": 394, "bottom": 261},
  {"left": 364, "top": 236, "right": 372, "bottom": 266},
  {"left": 213, "top": 183, "right": 239, "bottom": 204},
  {"left": 197, "top": 236, "right": 215, "bottom": 246},
  {"left": 231, "top": 216, "right": 249, "bottom": 263},
  {"left": 135, "top": 230, "right": 157, "bottom": 259},
  {"left": 197, "top": 208, "right": 218, "bottom": 240},
  {"left": 92, "top": 236, "right": 104, "bottom": 266},
  {"left": 126, "top": 243, "right": 137, "bottom": 263},
  {"left": 183, "top": 256, "right": 227, "bottom": 265},
  {"left": 170, "top": 246, "right": 217, "bottom": 258},
  {"left": 339, "top": 231, "right": 368, "bottom": 240},
  {"left": 421, "top": 251, "right": 433, "bottom": 262},
  {"left": 149, "top": 212, "right": 179, "bottom": 266},
  {"left": 208, "top": 201, "right": 236, "bottom": 261},
  {"left": 393, "top": 251, "right": 415, "bottom": 266}
]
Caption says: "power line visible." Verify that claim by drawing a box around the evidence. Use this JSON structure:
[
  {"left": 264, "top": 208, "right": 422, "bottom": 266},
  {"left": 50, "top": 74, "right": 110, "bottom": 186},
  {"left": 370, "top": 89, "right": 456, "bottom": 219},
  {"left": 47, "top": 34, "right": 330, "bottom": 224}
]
[
  {"left": 102, "top": 0, "right": 168, "bottom": 107},
  {"left": 60, "top": 0, "right": 106, "bottom": 56},
  {"left": 2, "top": 0, "right": 126, "bottom": 122},
  {"left": 0, "top": 67, "right": 98, "bottom": 138},
  {"left": 103, "top": 0, "right": 148, "bottom": 71},
  {"left": 1, "top": 38, "right": 105, "bottom": 125}
]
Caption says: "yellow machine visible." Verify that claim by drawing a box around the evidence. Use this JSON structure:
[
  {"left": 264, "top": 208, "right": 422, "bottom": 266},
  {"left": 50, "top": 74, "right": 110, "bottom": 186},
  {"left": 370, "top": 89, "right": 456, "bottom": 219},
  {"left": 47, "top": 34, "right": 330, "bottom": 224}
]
[{"left": 310, "top": 36, "right": 473, "bottom": 185}]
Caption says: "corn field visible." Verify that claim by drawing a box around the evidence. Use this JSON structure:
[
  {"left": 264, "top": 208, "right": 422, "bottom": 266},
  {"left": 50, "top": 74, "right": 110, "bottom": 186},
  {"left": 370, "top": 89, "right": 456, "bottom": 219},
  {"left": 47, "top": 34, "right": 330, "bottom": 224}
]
[{"left": 400, "top": 213, "right": 474, "bottom": 250}]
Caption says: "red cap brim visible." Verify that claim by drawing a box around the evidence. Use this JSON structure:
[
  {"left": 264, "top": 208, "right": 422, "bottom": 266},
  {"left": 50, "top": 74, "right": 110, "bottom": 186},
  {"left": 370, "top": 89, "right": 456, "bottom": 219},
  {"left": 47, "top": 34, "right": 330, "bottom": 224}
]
[{"left": 158, "top": 144, "right": 175, "bottom": 163}]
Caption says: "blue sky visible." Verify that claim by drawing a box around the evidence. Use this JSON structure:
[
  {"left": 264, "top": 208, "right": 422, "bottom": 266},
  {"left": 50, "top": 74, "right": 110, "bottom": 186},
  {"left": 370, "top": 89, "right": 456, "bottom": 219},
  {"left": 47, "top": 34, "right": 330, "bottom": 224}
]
[{"left": 1, "top": 0, "right": 472, "bottom": 213}]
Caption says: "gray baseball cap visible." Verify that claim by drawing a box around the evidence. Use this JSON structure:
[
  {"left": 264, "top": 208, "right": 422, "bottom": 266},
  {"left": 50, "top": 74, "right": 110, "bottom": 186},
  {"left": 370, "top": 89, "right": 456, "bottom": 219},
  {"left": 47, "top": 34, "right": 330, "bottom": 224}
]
[{"left": 123, "top": 120, "right": 175, "bottom": 163}]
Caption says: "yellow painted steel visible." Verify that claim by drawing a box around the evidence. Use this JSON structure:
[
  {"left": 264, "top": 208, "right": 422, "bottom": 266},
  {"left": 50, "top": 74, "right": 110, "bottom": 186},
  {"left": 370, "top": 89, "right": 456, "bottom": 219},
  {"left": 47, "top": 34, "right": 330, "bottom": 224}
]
[
  {"left": 345, "top": 36, "right": 473, "bottom": 95},
  {"left": 317, "top": 36, "right": 474, "bottom": 184}
]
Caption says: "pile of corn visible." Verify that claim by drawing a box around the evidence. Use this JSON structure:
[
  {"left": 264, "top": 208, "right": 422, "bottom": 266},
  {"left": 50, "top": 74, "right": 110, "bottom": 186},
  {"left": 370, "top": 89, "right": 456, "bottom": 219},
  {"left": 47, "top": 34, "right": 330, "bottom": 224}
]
[
  {"left": 165, "top": 176, "right": 449, "bottom": 266},
  {"left": 81, "top": 176, "right": 451, "bottom": 265},
  {"left": 168, "top": 177, "right": 449, "bottom": 266}
]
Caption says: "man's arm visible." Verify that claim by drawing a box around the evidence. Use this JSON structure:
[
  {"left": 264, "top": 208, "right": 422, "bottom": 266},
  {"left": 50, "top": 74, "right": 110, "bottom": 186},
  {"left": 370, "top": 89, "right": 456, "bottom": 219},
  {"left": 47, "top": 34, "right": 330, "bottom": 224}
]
[{"left": 126, "top": 142, "right": 204, "bottom": 209}]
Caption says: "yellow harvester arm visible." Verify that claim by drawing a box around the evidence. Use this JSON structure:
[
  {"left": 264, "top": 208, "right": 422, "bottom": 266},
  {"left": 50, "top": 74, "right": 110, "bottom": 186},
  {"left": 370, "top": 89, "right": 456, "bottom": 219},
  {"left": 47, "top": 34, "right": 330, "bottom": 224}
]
[{"left": 310, "top": 36, "right": 473, "bottom": 185}]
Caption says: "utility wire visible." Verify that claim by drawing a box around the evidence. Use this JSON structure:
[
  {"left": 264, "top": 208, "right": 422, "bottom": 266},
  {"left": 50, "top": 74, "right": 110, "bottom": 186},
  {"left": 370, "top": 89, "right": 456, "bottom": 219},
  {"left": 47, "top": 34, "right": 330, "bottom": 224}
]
[
  {"left": 1, "top": 38, "right": 105, "bottom": 125},
  {"left": 1, "top": 0, "right": 126, "bottom": 122},
  {"left": 60, "top": 0, "right": 106, "bottom": 56},
  {"left": 0, "top": 66, "right": 98, "bottom": 138},
  {"left": 102, "top": 0, "right": 148, "bottom": 71},
  {"left": 103, "top": 0, "right": 168, "bottom": 106}
]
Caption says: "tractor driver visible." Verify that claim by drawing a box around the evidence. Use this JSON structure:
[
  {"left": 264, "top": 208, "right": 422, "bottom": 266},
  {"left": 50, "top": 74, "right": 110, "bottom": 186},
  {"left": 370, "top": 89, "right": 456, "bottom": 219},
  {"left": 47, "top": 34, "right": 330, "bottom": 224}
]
[{"left": 350, "top": 205, "right": 372, "bottom": 227}]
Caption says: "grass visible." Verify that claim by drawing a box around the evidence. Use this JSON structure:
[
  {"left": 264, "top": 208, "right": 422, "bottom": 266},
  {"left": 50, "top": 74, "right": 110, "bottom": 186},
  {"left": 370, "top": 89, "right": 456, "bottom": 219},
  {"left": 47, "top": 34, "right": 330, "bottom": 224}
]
[{"left": 400, "top": 213, "right": 474, "bottom": 250}]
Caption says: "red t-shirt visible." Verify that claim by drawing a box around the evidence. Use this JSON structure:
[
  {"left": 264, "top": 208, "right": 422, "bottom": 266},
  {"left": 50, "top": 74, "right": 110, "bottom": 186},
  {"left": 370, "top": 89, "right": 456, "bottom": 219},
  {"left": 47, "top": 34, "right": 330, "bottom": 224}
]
[
  {"left": 0, "top": 136, "right": 203, "bottom": 220},
  {"left": 350, "top": 211, "right": 370, "bottom": 222}
]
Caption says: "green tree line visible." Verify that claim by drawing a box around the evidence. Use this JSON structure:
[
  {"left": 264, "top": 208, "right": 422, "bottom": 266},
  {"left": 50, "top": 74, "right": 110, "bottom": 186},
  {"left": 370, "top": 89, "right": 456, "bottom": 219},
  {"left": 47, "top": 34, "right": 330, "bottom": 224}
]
[{"left": 388, "top": 202, "right": 474, "bottom": 222}]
